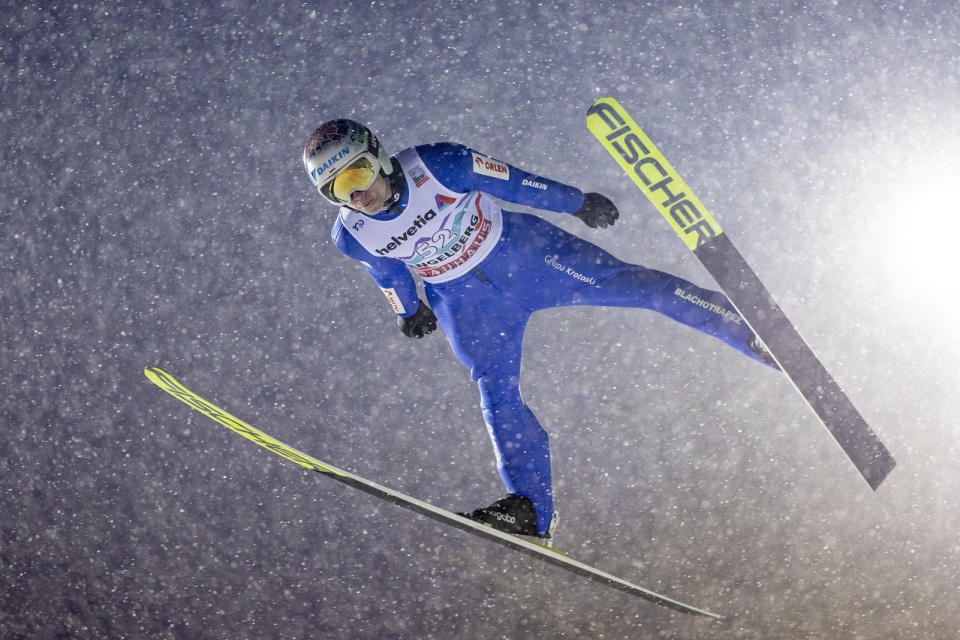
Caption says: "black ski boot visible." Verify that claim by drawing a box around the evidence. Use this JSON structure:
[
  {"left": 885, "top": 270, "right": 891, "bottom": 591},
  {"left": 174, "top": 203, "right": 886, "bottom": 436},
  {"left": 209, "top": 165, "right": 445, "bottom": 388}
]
[
  {"left": 458, "top": 494, "right": 540, "bottom": 536},
  {"left": 458, "top": 495, "right": 560, "bottom": 547}
]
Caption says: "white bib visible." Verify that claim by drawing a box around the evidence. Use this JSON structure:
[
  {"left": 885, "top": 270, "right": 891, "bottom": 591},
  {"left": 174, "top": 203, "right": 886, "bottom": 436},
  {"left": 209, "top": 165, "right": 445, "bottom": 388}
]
[{"left": 339, "top": 148, "right": 504, "bottom": 283}]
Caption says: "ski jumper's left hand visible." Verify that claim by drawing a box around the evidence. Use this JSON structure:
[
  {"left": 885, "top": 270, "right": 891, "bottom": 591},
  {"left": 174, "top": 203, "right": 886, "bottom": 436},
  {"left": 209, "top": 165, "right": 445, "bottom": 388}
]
[{"left": 574, "top": 192, "right": 619, "bottom": 229}]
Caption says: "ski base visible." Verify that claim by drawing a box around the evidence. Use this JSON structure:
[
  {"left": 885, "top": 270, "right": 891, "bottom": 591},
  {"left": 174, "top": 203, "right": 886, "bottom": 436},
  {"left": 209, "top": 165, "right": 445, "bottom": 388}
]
[{"left": 144, "top": 367, "right": 721, "bottom": 618}]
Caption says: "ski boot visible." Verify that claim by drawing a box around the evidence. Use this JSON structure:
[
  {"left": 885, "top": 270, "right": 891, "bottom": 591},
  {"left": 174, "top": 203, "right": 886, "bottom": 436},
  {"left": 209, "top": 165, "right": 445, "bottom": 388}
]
[{"left": 457, "top": 494, "right": 559, "bottom": 547}]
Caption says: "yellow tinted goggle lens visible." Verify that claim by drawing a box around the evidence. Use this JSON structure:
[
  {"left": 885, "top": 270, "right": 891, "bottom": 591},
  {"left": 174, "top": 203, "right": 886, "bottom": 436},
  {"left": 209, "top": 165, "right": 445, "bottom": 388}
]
[{"left": 331, "top": 157, "right": 377, "bottom": 202}]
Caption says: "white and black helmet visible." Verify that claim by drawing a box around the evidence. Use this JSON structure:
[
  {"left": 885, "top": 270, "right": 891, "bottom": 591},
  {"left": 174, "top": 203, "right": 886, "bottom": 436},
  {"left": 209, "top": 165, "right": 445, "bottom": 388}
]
[{"left": 303, "top": 119, "right": 394, "bottom": 205}]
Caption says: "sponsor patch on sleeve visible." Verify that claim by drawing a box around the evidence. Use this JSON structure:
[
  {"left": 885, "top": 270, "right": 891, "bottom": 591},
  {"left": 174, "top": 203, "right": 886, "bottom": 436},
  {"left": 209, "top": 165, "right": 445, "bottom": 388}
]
[
  {"left": 380, "top": 287, "right": 406, "bottom": 314},
  {"left": 471, "top": 152, "right": 510, "bottom": 180}
]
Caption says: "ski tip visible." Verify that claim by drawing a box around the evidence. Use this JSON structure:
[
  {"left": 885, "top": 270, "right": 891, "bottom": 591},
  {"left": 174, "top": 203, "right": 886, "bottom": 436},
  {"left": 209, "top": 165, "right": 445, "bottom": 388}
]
[
  {"left": 144, "top": 366, "right": 167, "bottom": 382},
  {"left": 144, "top": 367, "right": 181, "bottom": 391},
  {"left": 586, "top": 96, "right": 617, "bottom": 119}
]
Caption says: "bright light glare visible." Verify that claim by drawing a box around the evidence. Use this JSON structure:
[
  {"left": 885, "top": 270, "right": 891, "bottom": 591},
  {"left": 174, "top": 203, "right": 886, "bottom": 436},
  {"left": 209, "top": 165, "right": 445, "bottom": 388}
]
[
  {"left": 868, "top": 135, "right": 960, "bottom": 321},
  {"left": 884, "top": 158, "right": 960, "bottom": 273}
]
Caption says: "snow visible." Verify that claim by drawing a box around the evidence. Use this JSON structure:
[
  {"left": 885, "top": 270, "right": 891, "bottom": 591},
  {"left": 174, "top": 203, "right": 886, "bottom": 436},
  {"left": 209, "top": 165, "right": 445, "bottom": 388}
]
[{"left": 3, "top": 1, "right": 960, "bottom": 637}]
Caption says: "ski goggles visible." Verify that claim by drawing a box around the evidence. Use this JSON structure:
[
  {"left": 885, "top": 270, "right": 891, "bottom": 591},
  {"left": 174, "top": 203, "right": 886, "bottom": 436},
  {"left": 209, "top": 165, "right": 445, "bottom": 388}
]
[{"left": 318, "top": 155, "right": 380, "bottom": 205}]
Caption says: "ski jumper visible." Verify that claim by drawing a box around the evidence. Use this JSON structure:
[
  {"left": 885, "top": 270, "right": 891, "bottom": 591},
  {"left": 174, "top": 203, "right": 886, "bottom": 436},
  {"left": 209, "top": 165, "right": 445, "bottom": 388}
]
[{"left": 332, "top": 143, "right": 767, "bottom": 535}]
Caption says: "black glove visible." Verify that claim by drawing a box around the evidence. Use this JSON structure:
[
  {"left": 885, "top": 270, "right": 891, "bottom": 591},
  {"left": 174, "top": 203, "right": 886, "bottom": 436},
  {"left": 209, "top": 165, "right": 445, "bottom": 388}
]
[
  {"left": 574, "top": 192, "right": 619, "bottom": 229},
  {"left": 398, "top": 301, "right": 437, "bottom": 338}
]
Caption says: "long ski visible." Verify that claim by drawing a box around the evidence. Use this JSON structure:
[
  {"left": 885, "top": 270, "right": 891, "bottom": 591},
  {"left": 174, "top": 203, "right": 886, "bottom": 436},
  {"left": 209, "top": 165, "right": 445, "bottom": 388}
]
[
  {"left": 144, "top": 366, "right": 720, "bottom": 618},
  {"left": 586, "top": 97, "right": 895, "bottom": 490}
]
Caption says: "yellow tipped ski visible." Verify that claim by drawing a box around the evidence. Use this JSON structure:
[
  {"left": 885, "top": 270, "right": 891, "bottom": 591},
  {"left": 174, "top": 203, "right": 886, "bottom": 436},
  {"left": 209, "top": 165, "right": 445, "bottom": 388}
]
[
  {"left": 144, "top": 366, "right": 721, "bottom": 618},
  {"left": 145, "top": 367, "right": 344, "bottom": 477},
  {"left": 586, "top": 98, "right": 895, "bottom": 489},
  {"left": 586, "top": 96, "right": 723, "bottom": 249}
]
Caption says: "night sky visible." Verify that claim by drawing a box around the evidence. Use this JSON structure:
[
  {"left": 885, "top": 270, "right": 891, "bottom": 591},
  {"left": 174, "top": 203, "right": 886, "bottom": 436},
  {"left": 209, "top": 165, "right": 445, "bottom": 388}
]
[{"left": 4, "top": 2, "right": 960, "bottom": 638}]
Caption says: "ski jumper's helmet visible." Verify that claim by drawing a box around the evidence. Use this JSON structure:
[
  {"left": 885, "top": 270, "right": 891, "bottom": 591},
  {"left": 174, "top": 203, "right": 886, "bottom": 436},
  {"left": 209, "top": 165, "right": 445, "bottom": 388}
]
[{"left": 303, "top": 119, "right": 394, "bottom": 205}]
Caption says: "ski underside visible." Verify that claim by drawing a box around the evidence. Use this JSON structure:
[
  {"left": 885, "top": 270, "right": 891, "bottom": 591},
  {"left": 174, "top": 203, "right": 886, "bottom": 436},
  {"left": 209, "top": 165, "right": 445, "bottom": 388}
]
[
  {"left": 586, "top": 96, "right": 896, "bottom": 490},
  {"left": 144, "top": 367, "right": 720, "bottom": 618}
]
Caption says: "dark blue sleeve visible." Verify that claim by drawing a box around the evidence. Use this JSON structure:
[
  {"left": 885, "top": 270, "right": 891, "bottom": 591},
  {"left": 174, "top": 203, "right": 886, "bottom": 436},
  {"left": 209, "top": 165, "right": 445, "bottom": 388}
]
[
  {"left": 331, "top": 216, "right": 422, "bottom": 317},
  {"left": 416, "top": 142, "right": 585, "bottom": 214}
]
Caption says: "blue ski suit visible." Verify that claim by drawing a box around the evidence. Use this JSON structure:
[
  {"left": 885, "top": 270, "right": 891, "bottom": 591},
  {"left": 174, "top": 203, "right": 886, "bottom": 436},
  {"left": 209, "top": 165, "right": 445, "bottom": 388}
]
[{"left": 331, "top": 142, "right": 767, "bottom": 535}]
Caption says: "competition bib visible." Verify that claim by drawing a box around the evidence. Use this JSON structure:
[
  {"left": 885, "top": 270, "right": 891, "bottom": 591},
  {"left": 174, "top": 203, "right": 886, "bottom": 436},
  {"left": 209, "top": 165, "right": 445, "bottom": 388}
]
[{"left": 339, "top": 148, "right": 503, "bottom": 283}]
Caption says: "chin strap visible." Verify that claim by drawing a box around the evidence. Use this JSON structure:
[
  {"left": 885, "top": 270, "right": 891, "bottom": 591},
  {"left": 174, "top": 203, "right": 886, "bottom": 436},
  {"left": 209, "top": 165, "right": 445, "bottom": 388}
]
[{"left": 381, "top": 167, "right": 406, "bottom": 212}]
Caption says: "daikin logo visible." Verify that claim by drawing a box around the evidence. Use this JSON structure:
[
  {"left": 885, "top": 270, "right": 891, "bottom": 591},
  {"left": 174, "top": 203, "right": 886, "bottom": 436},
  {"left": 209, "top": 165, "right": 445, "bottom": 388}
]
[{"left": 310, "top": 146, "right": 351, "bottom": 181}]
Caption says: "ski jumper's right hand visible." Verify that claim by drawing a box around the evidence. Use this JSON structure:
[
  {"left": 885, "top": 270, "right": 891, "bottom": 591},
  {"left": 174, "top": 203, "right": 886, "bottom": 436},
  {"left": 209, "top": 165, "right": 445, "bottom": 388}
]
[
  {"left": 398, "top": 301, "right": 437, "bottom": 338},
  {"left": 574, "top": 192, "right": 619, "bottom": 229}
]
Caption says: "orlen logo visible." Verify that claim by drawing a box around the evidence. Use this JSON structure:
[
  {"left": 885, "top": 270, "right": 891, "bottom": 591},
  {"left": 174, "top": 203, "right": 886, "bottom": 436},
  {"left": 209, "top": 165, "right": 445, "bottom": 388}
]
[
  {"left": 472, "top": 152, "right": 510, "bottom": 180},
  {"left": 309, "top": 146, "right": 350, "bottom": 182}
]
